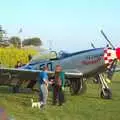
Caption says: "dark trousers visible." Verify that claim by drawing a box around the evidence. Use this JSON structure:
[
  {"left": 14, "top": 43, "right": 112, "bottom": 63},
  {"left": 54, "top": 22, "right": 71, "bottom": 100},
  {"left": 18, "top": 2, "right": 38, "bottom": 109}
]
[{"left": 52, "top": 85, "right": 64, "bottom": 105}]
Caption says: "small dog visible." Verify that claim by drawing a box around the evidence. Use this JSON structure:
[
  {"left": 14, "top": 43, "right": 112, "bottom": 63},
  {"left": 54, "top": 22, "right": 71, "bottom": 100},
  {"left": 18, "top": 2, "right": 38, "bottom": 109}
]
[{"left": 31, "top": 99, "right": 41, "bottom": 109}]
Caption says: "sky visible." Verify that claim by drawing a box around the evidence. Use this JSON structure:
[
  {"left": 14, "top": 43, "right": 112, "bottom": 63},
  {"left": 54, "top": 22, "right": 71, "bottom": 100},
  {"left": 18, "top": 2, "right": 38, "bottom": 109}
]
[{"left": 0, "top": 0, "right": 120, "bottom": 52}]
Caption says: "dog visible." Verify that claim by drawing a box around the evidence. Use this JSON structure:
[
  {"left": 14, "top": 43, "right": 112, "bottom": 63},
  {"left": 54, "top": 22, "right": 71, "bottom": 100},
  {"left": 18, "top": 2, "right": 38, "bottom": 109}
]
[{"left": 31, "top": 99, "right": 41, "bottom": 109}]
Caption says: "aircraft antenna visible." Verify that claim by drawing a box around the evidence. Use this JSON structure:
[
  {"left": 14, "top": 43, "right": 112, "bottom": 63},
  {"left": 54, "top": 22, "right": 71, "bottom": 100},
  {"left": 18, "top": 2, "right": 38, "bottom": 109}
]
[
  {"left": 48, "top": 40, "right": 53, "bottom": 51},
  {"left": 48, "top": 40, "right": 53, "bottom": 59},
  {"left": 18, "top": 28, "right": 23, "bottom": 48}
]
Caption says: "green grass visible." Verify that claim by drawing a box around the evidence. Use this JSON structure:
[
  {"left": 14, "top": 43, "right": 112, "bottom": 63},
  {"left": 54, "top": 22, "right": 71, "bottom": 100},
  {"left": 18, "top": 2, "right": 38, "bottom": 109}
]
[{"left": 0, "top": 73, "right": 120, "bottom": 120}]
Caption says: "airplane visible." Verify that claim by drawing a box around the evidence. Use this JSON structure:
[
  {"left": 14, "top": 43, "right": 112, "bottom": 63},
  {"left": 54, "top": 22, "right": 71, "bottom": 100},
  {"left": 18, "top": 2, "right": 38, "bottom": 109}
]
[{"left": 0, "top": 30, "right": 120, "bottom": 99}]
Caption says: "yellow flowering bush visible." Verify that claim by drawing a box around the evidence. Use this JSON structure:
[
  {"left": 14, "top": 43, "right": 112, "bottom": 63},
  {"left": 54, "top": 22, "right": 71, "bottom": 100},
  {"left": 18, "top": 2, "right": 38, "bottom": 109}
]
[{"left": 0, "top": 47, "right": 37, "bottom": 67}]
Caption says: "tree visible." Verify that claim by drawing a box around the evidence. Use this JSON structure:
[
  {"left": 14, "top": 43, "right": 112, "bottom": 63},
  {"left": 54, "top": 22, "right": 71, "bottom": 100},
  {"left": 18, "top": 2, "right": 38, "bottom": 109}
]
[
  {"left": 9, "top": 36, "right": 21, "bottom": 47},
  {"left": 22, "top": 37, "right": 42, "bottom": 46},
  {"left": 0, "top": 25, "right": 6, "bottom": 41}
]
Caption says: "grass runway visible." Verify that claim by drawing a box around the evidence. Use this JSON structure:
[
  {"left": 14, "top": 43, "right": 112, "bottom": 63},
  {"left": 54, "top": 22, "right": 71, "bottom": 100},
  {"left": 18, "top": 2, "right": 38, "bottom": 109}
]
[{"left": 0, "top": 73, "right": 120, "bottom": 120}]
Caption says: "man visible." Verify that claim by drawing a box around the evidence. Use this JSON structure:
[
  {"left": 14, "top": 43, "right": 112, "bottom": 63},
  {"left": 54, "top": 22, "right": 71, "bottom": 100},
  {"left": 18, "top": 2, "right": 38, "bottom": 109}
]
[
  {"left": 15, "top": 61, "right": 23, "bottom": 68},
  {"left": 38, "top": 66, "right": 49, "bottom": 108},
  {"left": 52, "top": 65, "right": 65, "bottom": 106},
  {"left": 28, "top": 54, "right": 32, "bottom": 61}
]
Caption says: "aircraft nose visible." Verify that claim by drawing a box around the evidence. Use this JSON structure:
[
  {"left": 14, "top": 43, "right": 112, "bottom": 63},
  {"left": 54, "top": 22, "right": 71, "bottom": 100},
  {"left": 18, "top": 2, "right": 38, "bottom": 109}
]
[
  {"left": 104, "top": 48, "right": 117, "bottom": 65},
  {"left": 116, "top": 48, "right": 120, "bottom": 60}
]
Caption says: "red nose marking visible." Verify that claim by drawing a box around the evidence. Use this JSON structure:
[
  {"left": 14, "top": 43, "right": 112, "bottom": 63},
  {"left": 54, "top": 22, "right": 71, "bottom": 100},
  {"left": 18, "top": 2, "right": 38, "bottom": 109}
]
[{"left": 116, "top": 48, "right": 120, "bottom": 60}]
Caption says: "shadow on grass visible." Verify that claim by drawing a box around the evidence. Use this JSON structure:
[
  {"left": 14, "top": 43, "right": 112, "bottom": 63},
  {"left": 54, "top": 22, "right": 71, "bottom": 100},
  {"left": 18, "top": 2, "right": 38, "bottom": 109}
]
[{"left": 0, "top": 86, "right": 12, "bottom": 94}]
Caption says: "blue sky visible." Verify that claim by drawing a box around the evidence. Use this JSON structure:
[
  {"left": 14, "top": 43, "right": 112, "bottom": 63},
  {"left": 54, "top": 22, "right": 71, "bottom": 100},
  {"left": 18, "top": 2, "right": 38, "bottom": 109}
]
[{"left": 0, "top": 0, "right": 120, "bottom": 52}]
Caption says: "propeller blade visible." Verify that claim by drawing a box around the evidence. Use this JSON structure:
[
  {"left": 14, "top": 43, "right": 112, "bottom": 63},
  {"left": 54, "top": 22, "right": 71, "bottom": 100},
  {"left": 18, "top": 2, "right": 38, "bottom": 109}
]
[
  {"left": 91, "top": 42, "right": 95, "bottom": 48},
  {"left": 106, "top": 59, "right": 117, "bottom": 80},
  {"left": 101, "top": 30, "right": 115, "bottom": 49}
]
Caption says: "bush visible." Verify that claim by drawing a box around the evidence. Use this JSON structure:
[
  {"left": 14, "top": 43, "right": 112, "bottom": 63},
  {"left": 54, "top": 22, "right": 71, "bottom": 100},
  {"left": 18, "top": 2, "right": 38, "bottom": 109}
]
[{"left": 0, "top": 47, "right": 37, "bottom": 67}]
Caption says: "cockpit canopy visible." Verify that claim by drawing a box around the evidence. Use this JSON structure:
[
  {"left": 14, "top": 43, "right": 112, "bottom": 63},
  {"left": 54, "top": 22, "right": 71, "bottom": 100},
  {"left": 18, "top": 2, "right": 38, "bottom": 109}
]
[
  {"left": 31, "top": 50, "right": 71, "bottom": 63},
  {"left": 57, "top": 50, "right": 71, "bottom": 59}
]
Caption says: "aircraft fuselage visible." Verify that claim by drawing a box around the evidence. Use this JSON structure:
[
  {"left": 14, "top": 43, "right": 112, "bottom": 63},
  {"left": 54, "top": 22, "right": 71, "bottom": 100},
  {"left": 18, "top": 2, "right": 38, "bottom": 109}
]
[{"left": 28, "top": 48, "right": 105, "bottom": 77}]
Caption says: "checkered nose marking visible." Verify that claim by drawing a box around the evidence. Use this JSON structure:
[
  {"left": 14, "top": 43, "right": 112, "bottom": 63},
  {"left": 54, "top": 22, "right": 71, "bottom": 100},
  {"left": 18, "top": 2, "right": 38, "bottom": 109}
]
[{"left": 103, "top": 49, "right": 117, "bottom": 67}]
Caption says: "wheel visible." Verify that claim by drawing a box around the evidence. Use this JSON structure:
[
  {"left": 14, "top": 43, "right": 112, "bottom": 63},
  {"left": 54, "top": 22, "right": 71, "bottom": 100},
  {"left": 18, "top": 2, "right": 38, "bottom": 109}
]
[
  {"left": 12, "top": 85, "right": 20, "bottom": 93},
  {"left": 70, "top": 79, "right": 79, "bottom": 95},
  {"left": 70, "top": 78, "right": 86, "bottom": 95},
  {"left": 100, "top": 88, "right": 112, "bottom": 99}
]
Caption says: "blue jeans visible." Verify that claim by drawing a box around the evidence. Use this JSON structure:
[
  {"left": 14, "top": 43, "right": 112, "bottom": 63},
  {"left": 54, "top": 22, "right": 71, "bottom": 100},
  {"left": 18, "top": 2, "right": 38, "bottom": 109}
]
[{"left": 39, "top": 84, "right": 48, "bottom": 105}]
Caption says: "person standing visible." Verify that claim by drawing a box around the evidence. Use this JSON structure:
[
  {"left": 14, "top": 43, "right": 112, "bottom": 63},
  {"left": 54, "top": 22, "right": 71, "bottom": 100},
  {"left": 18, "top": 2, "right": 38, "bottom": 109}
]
[
  {"left": 52, "top": 65, "right": 65, "bottom": 106},
  {"left": 28, "top": 54, "right": 32, "bottom": 61},
  {"left": 13, "top": 61, "right": 23, "bottom": 93},
  {"left": 38, "top": 66, "right": 49, "bottom": 108},
  {"left": 15, "top": 61, "right": 23, "bottom": 68}
]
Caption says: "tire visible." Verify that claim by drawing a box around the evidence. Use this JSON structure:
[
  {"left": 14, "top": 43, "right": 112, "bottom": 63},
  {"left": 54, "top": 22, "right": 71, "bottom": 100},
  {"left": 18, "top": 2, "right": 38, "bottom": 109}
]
[
  {"left": 100, "top": 88, "right": 112, "bottom": 99},
  {"left": 70, "top": 79, "right": 80, "bottom": 95},
  {"left": 70, "top": 78, "right": 86, "bottom": 95},
  {"left": 12, "top": 85, "right": 20, "bottom": 93}
]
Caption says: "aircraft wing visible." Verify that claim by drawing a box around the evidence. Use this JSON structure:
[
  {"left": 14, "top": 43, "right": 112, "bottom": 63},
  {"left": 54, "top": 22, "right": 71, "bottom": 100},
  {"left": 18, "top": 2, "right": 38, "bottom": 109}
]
[
  {"left": 0, "top": 68, "right": 39, "bottom": 86},
  {"left": 64, "top": 72, "right": 83, "bottom": 78},
  {"left": 0, "top": 68, "right": 39, "bottom": 80},
  {"left": 0, "top": 67, "right": 83, "bottom": 86}
]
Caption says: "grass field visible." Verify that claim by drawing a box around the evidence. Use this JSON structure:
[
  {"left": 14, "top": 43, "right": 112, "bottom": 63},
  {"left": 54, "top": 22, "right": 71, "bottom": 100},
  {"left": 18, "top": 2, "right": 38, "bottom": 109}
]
[{"left": 0, "top": 73, "right": 120, "bottom": 120}]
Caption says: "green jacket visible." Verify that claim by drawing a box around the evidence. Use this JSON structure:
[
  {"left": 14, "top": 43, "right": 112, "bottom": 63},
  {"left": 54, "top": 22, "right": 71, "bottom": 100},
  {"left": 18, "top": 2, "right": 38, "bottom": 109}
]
[{"left": 59, "top": 72, "right": 65, "bottom": 87}]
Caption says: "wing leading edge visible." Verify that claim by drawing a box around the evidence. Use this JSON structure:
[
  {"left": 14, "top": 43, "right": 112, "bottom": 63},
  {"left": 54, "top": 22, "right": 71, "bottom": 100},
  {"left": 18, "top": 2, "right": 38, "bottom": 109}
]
[{"left": 0, "top": 67, "right": 83, "bottom": 86}]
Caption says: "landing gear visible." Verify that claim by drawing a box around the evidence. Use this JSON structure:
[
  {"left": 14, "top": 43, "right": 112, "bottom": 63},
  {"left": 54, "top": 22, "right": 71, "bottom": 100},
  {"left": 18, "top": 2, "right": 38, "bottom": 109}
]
[
  {"left": 70, "top": 78, "right": 86, "bottom": 95},
  {"left": 101, "top": 88, "right": 112, "bottom": 99},
  {"left": 99, "top": 74, "right": 112, "bottom": 99},
  {"left": 93, "top": 74, "right": 100, "bottom": 84},
  {"left": 11, "top": 79, "right": 22, "bottom": 93},
  {"left": 12, "top": 85, "right": 20, "bottom": 93}
]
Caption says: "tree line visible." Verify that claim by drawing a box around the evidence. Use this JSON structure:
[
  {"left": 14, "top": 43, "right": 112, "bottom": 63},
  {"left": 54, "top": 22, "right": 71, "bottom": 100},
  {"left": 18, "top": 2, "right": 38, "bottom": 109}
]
[
  {"left": 0, "top": 25, "right": 42, "bottom": 47},
  {"left": 9, "top": 36, "right": 42, "bottom": 47}
]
